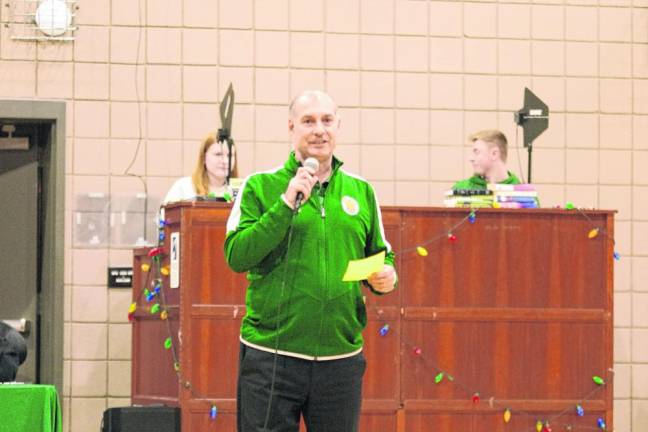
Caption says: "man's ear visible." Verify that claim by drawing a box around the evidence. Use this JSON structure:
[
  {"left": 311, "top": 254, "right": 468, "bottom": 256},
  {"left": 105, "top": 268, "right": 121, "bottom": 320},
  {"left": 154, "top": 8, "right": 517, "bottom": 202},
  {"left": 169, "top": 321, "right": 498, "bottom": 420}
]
[
  {"left": 490, "top": 146, "right": 500, "bottom": 160},
  {"left": 288, "top": 119, "right": 294, "bottom": 132}
]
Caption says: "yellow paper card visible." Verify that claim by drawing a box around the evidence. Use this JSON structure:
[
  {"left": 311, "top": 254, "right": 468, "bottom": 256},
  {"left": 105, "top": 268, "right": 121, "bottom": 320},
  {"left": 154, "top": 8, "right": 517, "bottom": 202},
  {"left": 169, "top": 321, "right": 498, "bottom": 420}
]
[{"left": 342, "top": 251, "right": 385, "bottom": 282}]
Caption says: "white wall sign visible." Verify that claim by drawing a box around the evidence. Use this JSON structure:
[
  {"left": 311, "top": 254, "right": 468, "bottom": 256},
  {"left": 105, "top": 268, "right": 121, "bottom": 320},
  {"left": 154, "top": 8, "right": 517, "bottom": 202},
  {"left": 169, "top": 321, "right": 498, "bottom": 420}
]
[{"left": 170, "top": 232, "right": 180, "bottom": 289}]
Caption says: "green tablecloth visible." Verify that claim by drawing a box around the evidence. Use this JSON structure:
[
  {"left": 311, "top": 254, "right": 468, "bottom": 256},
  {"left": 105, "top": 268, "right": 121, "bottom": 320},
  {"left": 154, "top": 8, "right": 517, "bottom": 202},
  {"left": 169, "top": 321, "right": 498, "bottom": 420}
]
[{"left": 0, "top": 384, "right": 62, "bottom": 432}]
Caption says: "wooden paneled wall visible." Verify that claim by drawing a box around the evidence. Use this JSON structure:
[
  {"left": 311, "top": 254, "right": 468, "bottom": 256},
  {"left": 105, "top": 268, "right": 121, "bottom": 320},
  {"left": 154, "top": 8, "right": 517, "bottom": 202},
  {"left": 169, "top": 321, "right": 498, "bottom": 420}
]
[{"left": 133, "top": 203, "right": 614, "bottom": 432}]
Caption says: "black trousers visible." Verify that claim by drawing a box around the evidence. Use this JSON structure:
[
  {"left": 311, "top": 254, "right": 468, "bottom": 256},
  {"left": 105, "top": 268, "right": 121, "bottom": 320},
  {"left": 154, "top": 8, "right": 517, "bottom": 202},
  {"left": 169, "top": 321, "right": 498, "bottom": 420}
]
[{"left": 237, "top": 343, "right": 366, "bottom": 432}]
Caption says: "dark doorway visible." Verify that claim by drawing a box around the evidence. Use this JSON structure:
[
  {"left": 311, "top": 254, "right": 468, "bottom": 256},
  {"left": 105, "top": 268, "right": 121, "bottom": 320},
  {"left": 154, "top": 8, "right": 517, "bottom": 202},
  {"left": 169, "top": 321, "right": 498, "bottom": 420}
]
[
  {"left": 0, "top": 100, "right": 65, "bottom": 392},
  {"left": 0, "top": 121, "right": 47, "bottom": 383}
]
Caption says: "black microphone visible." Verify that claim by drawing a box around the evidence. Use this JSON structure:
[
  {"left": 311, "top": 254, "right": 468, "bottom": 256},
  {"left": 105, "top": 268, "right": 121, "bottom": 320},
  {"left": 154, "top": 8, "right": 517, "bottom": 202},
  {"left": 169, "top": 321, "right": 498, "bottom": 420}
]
[{"left": 294, "top": 157, "right": 319, "bottom": 211}]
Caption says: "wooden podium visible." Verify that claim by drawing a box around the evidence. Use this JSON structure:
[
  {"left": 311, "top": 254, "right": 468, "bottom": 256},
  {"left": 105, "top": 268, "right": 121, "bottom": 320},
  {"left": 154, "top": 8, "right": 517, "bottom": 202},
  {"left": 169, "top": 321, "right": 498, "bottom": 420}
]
[{"left": 132, "top": 202, "right": 614, "bottom": 432}]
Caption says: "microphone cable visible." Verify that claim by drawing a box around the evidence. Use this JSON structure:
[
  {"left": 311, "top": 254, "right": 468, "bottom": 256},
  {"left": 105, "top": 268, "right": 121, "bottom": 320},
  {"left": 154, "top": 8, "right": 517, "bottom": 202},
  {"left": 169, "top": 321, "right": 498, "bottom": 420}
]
[
  {"left": 261, "top": 210, "right": 299, "bottom": 432},
  {"left": 260, "top": 159, "right": 320, "bottom": 430}
]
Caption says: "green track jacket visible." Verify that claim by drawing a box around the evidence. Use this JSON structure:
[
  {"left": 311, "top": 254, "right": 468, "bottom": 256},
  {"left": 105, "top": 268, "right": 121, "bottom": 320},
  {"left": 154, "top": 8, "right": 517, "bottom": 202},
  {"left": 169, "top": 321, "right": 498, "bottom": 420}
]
[{"left": 225, "top": 152, "right": 396, "bottom": 359}]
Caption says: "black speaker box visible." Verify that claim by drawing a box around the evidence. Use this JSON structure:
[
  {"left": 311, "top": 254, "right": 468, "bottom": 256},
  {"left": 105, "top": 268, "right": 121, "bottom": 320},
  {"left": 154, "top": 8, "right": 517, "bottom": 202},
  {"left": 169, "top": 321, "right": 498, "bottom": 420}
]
[{"left": 101, "top": 406, "right": 180, "bottom": 432}]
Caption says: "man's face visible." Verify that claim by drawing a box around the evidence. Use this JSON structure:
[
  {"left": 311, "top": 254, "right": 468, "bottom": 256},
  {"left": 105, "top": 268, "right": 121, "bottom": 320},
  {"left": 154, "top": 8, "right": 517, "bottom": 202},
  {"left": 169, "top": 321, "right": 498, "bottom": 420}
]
[
  {"left": 469, "top": 139, "right": 498, "bottom": 176},
  {"left": 289, "top": 96, "right": 340, "bottom": 164}
]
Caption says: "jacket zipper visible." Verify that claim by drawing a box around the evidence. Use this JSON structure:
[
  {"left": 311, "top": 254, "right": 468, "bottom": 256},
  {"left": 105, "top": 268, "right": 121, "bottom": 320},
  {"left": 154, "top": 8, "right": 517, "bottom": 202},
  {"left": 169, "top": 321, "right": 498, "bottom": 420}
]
[{"left": 314, "top": 183, "right": 327, "bottom": 360}]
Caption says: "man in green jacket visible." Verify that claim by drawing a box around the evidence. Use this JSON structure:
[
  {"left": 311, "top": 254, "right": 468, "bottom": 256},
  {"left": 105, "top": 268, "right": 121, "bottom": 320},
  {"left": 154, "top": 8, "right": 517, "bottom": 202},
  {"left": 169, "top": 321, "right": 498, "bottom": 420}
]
[
  {"left": 225, "top": 90, "right": 396, "bottom": 432},
  {"left": 452, "top": 129, "right": 521, "bottom": 190}
]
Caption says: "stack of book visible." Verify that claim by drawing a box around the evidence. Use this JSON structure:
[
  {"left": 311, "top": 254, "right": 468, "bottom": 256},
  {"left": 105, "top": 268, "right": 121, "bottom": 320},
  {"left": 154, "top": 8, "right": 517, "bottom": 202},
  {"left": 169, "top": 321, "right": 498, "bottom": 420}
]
[
  {"left": 443, "top": 189, "right": 494, "bottom": 208},
  {"left": 444, "top": 184, "right": 540, "bottom": 208},
  {"left": 489, "top": 184, "right": 539, "bottom": 208}
]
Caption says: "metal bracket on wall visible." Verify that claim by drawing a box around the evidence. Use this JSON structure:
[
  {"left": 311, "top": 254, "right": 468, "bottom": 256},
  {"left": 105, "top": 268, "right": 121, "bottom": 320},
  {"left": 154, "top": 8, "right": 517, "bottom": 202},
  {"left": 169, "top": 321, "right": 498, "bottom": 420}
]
[{"left": 6, "top": 0, "right": 78, "bottom": 42}]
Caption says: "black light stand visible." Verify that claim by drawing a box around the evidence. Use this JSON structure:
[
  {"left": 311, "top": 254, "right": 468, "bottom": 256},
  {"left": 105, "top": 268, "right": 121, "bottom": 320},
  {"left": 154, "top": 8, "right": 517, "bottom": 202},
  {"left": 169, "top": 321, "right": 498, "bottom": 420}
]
[
  {"left": 217, "top": 83, "right": 235, "bottom": 185},
  {"left": 514, "top": 87, "right": 549, "bottom": 184}
]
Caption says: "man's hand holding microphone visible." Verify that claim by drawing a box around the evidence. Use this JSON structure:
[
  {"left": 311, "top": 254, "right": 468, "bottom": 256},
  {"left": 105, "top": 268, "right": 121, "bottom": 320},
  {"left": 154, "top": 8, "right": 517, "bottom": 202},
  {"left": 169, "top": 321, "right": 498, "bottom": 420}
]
[{"left": 283, "top": 158, "right": 319, "bottom": 212}]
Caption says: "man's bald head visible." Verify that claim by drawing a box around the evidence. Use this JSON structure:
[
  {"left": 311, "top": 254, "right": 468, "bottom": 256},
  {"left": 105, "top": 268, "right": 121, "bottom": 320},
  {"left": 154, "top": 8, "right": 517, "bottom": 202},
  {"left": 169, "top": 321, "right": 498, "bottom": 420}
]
[{"left": 289, "top": 90, "right": 338, "bottom": 119}]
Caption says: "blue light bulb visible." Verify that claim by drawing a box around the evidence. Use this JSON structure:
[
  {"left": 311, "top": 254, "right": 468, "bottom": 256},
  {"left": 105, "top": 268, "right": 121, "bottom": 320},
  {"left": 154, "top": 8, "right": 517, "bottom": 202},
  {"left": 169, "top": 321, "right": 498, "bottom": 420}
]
[{"left": 379, "top": 324, "right": 389, "bottom": 336}]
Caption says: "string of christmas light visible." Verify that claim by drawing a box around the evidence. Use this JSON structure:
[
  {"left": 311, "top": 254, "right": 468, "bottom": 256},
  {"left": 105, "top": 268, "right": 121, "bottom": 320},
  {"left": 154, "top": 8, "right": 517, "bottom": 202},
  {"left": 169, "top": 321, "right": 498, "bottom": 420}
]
[
  {"left": 373, "top": 306, "right": 613, "bottom": 432},
  {"left": 138, "top": 196, "right": 236, "bottom": 421},
  {"left": 397, "top": 210, "right": 479, "bottom": 259},
  {"left": 130, "top": 216, "right": 220, "bottom": 423},
  {"left": 571, "top": 206, "right": 621, "bottom": 261},
  {"left": 398, "top": 206, "right": 618, "bottom": 262}
]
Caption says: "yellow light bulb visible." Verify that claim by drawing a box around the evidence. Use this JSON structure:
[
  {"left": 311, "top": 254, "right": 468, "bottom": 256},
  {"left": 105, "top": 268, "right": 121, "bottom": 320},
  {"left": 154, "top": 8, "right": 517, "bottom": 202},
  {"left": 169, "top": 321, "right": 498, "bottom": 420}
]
[{"left": 504, "top": 408, "right": 511, "bottom": 423}]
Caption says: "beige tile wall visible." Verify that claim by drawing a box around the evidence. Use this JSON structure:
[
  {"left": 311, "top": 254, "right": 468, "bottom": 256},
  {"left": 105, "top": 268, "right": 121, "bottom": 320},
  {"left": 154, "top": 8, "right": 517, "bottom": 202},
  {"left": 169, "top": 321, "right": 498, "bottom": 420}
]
[{"left": 1, "top": 0, "right": 647, "bottom": 430}]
